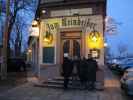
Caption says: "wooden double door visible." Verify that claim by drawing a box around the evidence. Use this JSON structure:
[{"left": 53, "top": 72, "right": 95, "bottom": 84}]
[{"left": 62, "top": 39, "right": 81, "bottom": 59}]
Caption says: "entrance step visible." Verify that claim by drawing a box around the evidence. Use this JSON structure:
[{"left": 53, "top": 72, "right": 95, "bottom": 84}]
[
  {"left": 34, "top": 83, "right": 64, "bottom": 89},
  {"left": 34, "top": 82, "right": 84, "bottom": 90},
  {"left": 34, "top": 77, "right": 83, "bottom": 90},
  {"left": 53, "top": 76, "right": 80, "bottom": 81},
  {"left": 43, "top": 79, "right": 81, "bottom": 86}
]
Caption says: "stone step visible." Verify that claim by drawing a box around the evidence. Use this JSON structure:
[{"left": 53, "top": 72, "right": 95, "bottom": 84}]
[
  {"left": 34, "top": 82, "right": 84, "bottom": 90},
  {"left": 52, "top": 76, "right": 80, "bottom": 81},
  {"left": 34, "top": 77, "right": 83, "bottom": 90},
  {"left": 43, "top": 79, "right": 81, "bottom": 86},
  {"left": 34, "top": 83, "right": 63, "bottom": 89},
  {"left": 34, "top": 76, "right": 104, "bottom": 90}
]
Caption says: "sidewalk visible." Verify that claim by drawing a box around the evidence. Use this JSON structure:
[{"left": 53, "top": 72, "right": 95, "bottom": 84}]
[
  {"left": 0, "top": 71, "right": 27, "bottom": 94},
  {"left": 0, "top": 66, "right": 132, "bottom": 100}
]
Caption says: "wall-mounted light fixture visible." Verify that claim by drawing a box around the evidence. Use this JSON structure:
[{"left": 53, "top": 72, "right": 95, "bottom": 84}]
[
  {"left": 104, "top": 42, "right": 108, "bottom": 47},
  {"left": 32, "top": 20, "right": 38, "bottom": 27},
  {"left": 29, "top": 20, "right": 39, "bottom": 37},
  {"left": 28, "top": 48, "right": 32, "bottom": 53},
  {"left": 89, "top": 30, "right": 100, "bottom": 42},
  {"left": 43, "top": 31, "right": 53, "bottom": 44},
  {"left": 42, "top": 9, "right": 46, "bottom": 14},
  {"left": 87, "top": 29, "right": 104, "bottom": 49}
]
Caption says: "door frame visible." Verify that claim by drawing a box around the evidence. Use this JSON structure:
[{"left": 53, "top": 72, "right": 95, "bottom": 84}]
[{"left": 60, "top": 31, "right": 81, "bottom": 64}]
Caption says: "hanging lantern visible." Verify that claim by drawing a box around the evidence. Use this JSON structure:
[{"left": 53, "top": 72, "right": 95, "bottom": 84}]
[
  {"left": 29, "top": 20, "right": 39, "bottom": 37},
  {"left": 43, "top": 31, "right": 53, "bottom": 44},
  {"left": 89, "top": 31, "right": 100, "bottom": 42},
  {"left": 87, "top": 30, "right": 104, "bottom": 49}
]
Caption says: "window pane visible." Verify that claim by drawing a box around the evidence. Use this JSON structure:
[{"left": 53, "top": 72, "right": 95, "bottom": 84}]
[
  {"left": 43, "top": 47, "right": 54, "bottom": 63},
  {"left": 73, "top": 40, "right": 80, "bottom": 57}
]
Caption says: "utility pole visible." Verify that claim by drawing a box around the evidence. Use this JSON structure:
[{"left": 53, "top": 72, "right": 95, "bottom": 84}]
[{"left": 1, "top": 0, "right": 10, "bottom": 79}]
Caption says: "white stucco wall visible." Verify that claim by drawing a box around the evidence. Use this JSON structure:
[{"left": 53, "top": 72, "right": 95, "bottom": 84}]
[{"left": 39, "top": 15, "right": 104, "bottom": 66}]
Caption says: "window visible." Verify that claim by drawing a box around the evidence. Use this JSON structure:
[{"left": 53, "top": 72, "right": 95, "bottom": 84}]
[
  {"left": 43, "top": 47, "right": 54, "bottom": 63},
  {"left": 50, "top": 8, "right": 92, "bottom": 17}
]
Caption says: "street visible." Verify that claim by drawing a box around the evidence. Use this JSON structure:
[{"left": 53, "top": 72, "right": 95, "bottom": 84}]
[
  {"left": 0, "top": 66, "right": 132, "bottom": 100},
  {"left": 1, "top": 0, "right": 133, "bottom": 100}
]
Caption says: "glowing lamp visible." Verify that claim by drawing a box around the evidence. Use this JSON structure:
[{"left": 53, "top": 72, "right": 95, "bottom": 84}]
[
  {"left": 42, "top": 10, "right": 46, "bottom": 14},
  {"left": 32, "top": 20, "right": 38, "bottom": 27},
  {"left": 89, "top": 31, "right": 100, "bottom": 42},
  {"left": 28, "top": 49, "right": 32, "bottom": 53},
  {"left": 44, "top": 38, "right": 49, "bottom": 42},
  {"left": 104, "top": 43, "right": 108, "bottom": 47},
  {"left": 29, "top": 20, "right": 39, "bottom": 37},
  {"left": 91, "top": 36, "right": 98, "bottom": 42},
  {"left": 87, "top": 31, "right": 104, "bottom": 49},
  {"left": 43, "top": 31, "right": 53, "bottom": 44}
]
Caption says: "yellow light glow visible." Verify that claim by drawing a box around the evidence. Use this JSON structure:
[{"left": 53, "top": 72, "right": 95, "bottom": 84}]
[
  {"left": 91, "top": 36, "right": 98, "bottom": 42},
  {"left": 42, "top": 10, "right": 46, "bottom": 14},
  {"left": 104, "top": 43, "right": 108, "bottom": 47},
  {"left": 32, "top": 20, "right": 38, "bottom": 26},
  {"left": 43, "top": 34, "right": 53, "bottom": 45},
  {"left": 43, "top": 18, "right": 61, "bottom": 47},
  {"left": 87, "top": 32, "right": 104, "bottom": 49},
  {"left": 28, "top": 49, "right": 32, "bottom": 53},
  {"left": 44, "top": 37, "right": 50, "bottom": 42}
]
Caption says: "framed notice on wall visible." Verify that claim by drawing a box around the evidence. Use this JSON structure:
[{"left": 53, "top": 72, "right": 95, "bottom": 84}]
[{"left": 90, "top": 49, "right": 100, "bottom": 59}]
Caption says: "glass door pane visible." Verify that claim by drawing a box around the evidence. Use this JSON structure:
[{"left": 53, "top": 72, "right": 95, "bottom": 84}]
[
  {"left": 63, "top": 40, "right": 70, "bottom": 57},
  {"left": 73, "top": 40, "right": 80, "bottom": 58}
]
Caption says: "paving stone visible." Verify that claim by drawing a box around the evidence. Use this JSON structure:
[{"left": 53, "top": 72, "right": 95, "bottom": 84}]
[{"left": 0, "top": 66, "right": 132, "bottom": 100}]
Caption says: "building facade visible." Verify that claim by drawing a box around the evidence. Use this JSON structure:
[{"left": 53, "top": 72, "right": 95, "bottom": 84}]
[{"left": 28, "top": 0, "right": 106, "bottom": 77}]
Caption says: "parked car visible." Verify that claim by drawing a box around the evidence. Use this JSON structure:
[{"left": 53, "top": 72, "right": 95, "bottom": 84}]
[
  {"left": 107, "top": 58, "right": 133, "bottom": 75},
  {"left": 120, "top": 68, "right": 133, "bottom": 95},
  {"left": 107, "top": 59, "right": 120, "bottom": 70},
  {"left": 117, "top": 60, "right": 133, "bottom": 75},
  {"left": 7, "top": 57, "right": 26, "bottom": 72}
]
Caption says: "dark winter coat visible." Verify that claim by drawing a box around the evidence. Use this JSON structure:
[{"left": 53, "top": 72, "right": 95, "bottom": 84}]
[
  {"left": 78, "top": 59, "right": 89, "bottom": 81},
  {"left": 62, "top": 57, "right": 73, "bottom": 78},
  {"left": 87, "top": 58, "right": 98, "bottom": 82},
  {"left": 72, "top": 59, "right": 80, "bottom": 75}
]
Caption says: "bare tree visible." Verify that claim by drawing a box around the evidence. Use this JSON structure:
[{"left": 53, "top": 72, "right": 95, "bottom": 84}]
[
  {"left": 0, "top": 0, "right": 38, "bottom": 79},
  {"left": 105, "top": 16, "right": 122, "bottom": 35},
  {"left": 2, "top": 0, "right": 38, "bottom": 57},
  {"left": 0, "top": 1, "right": 1, "bottom": 16},
  {"left": 105, "top": 46, "right": 113, "bottom": 60},
  {"left": 117, "top": 43, "right": 128, "bottom": 57},
  {"left": 10, "top": 16, "right": 23, "bottom": 57},
  {"left": 10, "top": 12, "right": 35, "bottom": 57}
]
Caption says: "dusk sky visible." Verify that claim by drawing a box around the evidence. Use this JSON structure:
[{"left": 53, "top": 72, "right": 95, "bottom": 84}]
[
  {"left": 1, "top": 0, "right": 133, "bottom": 56},
  {"left": 107, "top": 0, "right": 133, "bottom": 56}
]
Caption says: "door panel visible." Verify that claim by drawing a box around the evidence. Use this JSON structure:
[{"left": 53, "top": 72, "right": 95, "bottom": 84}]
[
  {"left": 63, "top": 40, "right": 70, "bottom": 55},
  {"left": 62, "top": 39, "right": 80, "bottom": 59},
  {"left": 73, "top": 40, "right": 80, "bottom": 58}
]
